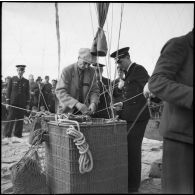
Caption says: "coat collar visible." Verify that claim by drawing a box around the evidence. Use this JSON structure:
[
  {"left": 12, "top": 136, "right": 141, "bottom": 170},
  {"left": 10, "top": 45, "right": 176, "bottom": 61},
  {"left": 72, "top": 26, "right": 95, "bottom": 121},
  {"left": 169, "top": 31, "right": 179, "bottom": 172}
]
[{"left": 125, "top": 62, "right": 137, "bottom": 79}]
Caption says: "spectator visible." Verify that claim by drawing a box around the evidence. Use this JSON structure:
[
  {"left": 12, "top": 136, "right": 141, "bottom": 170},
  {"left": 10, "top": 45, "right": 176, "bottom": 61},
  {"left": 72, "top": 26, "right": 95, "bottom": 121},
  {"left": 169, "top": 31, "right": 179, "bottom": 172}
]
[{"left": 3, "top": 65, "right": 30, "bottom": 143}]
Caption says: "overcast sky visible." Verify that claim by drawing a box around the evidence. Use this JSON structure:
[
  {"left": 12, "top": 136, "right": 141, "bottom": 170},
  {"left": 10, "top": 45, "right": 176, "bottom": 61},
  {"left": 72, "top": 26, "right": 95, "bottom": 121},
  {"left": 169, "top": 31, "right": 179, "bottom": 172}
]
[{"left": 2, "top": 2, "right": 194, "bottom": 81}]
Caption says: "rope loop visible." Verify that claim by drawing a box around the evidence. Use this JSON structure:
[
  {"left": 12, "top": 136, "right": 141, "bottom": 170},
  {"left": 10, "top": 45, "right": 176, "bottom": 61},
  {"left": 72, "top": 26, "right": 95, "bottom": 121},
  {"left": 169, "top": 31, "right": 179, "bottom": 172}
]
[{"left": 66, "top": 123, "right": 93, "bottom": 174}]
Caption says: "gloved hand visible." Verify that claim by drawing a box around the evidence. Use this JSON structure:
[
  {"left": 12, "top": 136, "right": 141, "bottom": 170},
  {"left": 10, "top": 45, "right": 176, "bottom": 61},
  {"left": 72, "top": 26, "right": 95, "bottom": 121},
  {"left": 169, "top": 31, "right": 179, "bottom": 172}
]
[
  {"left": 88, "top": 103, "right": 96, "bottom": 115},
  {"left": 75, "top": 102, "right": 90, "bottom": 115},
  {"left": 113, "top": 102, "right": 123, "bottom": 111},
  {"left": 143, "top": 82, "right": 155, "bottom": 99}
]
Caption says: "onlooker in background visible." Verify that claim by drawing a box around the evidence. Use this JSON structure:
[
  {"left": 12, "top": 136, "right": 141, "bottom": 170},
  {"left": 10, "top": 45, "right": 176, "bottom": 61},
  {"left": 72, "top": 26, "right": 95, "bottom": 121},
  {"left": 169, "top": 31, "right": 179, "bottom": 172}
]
[
  {"left": 28, "top": 74, "right": 37, "bottom": 109},
  {"left": 110, "top": 47, "right": 150, "bottom": 193},
  {"left": 1, "top": 77, "right": 11, "bottom": 121},
  {"left": 92, "top": 63, "right": 111, "bottom": 119},
  {"left": 50, "top": 79, "right": 58, "bottom": 113},
  {"left": 147, "top": 30, "right": 193, "bottom": 194},
  {"left": 55, "top": 48, "right": 99, "bottom": 115},
  {"left": 41, "top": 75, "right": 52, "bottom": 111},
  {"left": 35, "top": 76, "right": 43, "bottom": 110},
  {"left": 3, "top": 65, "right": 30, "bottom": 143}
]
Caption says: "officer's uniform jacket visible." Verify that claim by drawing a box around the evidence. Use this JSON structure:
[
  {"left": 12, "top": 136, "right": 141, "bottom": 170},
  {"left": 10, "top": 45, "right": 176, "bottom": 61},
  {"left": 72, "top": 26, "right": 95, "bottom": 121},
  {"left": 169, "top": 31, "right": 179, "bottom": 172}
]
[
  {"left": 6, "top": 76, "right": 30, "bottom": 107},
  {"left": 116, "top": 63, "right": 150, "bottom": 122},
  {"left": 55, "top": 63, "right": 100, "bottom": 113}
]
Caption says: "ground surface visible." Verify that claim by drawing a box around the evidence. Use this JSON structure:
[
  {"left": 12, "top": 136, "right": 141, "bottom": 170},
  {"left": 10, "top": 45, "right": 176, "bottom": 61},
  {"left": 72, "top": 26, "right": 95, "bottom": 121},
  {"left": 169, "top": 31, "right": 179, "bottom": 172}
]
[{"left": 1, "top": 121, "right": 163, "bottom": 194}]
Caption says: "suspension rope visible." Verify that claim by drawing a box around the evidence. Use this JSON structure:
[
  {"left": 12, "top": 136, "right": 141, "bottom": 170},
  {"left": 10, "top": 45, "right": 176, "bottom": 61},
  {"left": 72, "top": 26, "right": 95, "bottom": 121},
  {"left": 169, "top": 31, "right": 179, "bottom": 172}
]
[
  {"left": 55, "top": 3, "right": 61, "bottom": 80},
  {"left": 127, "top": 102, "right": 148, "bottom": 135}
]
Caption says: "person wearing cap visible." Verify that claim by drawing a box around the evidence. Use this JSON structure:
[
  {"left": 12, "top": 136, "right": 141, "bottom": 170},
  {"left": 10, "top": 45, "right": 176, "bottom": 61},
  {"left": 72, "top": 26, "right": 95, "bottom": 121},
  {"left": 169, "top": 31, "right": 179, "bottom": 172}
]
[
  {"left": 40, "top": 75, "right": 52, "bottom": 112},
  {"left": 110, "top": 47, "right": 150, "bottom": 193},
  {"left": 50, "top": 79, "right": 58, "bottom": 113},
  {"left": 28, "top": 74, "right": 37, "bottom": 109},
  {"left": 147, "top": 30, "right": 193, "bottom": 194},
  {"left": 3, "top": 65, "right": 30, "bottom": 143},
  {"left": 55, "top": 48, "right": 99, "bottom": 115},
  {"left": 92, "top": 63, "right": 111, "bottom": 119}
]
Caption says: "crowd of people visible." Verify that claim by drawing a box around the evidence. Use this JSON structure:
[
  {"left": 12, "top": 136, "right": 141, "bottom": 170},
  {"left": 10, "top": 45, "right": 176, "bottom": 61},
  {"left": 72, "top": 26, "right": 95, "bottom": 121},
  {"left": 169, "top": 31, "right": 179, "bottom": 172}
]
[{"left": 1, "top": 29, "right": 193, "bottom": 194}]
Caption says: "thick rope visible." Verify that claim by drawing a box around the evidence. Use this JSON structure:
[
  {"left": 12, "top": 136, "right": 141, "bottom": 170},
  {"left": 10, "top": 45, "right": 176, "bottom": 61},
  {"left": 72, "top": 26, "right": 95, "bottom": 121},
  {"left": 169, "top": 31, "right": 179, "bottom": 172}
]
[{"left": 56, "top": 117, "right": 93, "bottom": 174}]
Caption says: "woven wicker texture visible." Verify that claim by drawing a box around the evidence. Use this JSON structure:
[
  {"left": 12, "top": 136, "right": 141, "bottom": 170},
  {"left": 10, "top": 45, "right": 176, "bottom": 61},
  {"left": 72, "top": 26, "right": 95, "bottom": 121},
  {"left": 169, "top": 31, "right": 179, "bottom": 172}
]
[
  {"left": 10, "top": 150, "right": 49, "bottom": 194},
  {"left": 45, "top": 119, "right": 128, "bottom": 193}
]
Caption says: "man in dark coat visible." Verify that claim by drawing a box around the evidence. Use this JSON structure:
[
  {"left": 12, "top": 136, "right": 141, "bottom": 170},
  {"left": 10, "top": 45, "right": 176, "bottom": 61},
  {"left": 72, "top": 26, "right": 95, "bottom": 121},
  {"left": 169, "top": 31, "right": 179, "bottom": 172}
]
[
  {"left": 92, "top": 63, "right": 112, "bottom": 119},
  {"left": 110, "top": 47, "right": 150, "bottom": 193},
  {"left": 148, "top": 30, "right": 193, "bottom": 194},
  {"left": 3, "top": 65, "right": 30, "bottom": 142},
  {"left": 41, "top": 75, "right": 52, "bottom": 111}
]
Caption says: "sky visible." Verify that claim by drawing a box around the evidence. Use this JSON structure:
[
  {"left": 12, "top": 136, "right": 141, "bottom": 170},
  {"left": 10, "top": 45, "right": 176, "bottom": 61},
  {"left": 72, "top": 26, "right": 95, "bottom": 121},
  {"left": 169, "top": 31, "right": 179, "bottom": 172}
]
[{"left": 1, "top": 2, "right": 194, "bottom": 81}]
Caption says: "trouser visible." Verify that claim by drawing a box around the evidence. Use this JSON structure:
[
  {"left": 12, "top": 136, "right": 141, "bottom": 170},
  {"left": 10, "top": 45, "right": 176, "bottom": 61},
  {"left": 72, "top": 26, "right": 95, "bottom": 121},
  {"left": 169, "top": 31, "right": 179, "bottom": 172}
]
[
  {"left": 162, "top": 138, "right": 193, "bottom": 194},
  {"left": 4, "top": 106, "right": 25, "bottom": 138},
  {"left": 127, "top": 120, "right": 148, "bottom": 192}
]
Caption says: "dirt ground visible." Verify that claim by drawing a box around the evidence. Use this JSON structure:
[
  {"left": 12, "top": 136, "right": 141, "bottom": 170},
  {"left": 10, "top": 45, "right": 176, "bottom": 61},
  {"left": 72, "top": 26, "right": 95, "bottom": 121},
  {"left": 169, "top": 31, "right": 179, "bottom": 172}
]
[{"left": 1, "top": 122, "right": 163, "bottom": 194}]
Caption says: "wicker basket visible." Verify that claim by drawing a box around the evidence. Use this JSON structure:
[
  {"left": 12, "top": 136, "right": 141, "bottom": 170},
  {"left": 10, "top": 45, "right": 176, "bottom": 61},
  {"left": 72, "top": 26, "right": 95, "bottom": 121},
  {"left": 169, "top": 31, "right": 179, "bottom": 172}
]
[{"left": 45, "top": 118, "right": 128, "bottom": 193}]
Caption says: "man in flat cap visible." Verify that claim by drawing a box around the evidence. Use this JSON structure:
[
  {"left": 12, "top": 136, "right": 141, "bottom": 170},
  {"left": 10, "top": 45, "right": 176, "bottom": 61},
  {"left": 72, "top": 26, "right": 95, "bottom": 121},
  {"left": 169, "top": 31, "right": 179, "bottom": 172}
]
[
  {"left": 3, "top": 65, "right": 30, "bottom": 143},
  {"left": 92, "top": 63, "right": 111, "bottom": 119},
  {"left": 111, "top": 47, "right": 150, "bottom": 193},
  {"left": 55, "top": 48, "right": 99, "bottom": 115}
]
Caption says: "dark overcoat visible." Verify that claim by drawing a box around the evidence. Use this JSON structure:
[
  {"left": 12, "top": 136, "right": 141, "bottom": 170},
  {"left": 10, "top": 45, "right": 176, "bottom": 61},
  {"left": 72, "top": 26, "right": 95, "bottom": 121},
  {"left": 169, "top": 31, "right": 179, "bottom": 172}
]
[
  {"left": 148, "top": 31, "right": 193, "bottom": 144},
  {"left": 6, "top": 76, "right": 30, "bottom": 107}
]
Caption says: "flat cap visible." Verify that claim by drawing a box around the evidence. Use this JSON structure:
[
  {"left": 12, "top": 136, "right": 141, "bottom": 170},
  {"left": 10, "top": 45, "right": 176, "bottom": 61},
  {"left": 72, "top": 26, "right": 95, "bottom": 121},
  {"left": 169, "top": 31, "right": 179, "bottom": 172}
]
[
  {"left": 110, "top": 47, "right": 130, "bottom": 60},
  {"left": 78, "top": 48, "right": 97, "bottom": 64}
]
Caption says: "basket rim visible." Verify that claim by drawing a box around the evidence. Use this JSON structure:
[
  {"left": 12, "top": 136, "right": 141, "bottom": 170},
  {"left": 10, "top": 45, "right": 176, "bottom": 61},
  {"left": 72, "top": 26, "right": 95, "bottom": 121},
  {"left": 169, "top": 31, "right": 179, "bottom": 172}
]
[{"left": 47, "top": 119, "right": 127, "bottom": 127}]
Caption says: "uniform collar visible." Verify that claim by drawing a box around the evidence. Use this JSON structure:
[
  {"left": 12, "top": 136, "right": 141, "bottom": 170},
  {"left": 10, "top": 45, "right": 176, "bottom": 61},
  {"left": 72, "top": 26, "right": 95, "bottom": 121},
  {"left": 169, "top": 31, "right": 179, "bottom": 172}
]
[{"left": 126, "top": 62, "right": 134, "bottom": 72}]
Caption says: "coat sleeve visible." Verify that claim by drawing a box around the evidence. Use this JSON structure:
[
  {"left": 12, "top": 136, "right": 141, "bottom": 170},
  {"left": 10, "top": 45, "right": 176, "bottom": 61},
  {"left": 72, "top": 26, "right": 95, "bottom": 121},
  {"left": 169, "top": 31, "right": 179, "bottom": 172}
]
[
  {"left": 55, "top": 68, "right": 79, "bottom": 110},
  {"left": 148, "top": 38, "right": 193, "bottom": 109},
  {"left": 88, "top": 69, "right": 100, "bottom": 106}
]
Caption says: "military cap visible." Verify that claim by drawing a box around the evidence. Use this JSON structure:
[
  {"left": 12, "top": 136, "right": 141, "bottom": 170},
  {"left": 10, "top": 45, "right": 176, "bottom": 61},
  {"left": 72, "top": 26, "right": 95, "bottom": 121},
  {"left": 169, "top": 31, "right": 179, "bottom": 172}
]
[
  {"left": 16, "top": 64, "right": 26, "bottom": 71},
  {"left": 110, "top": 47, "right": 130, "bottom": 61},
  {"left": 92, "top": 63, "right": 105, "bottom": 67}
]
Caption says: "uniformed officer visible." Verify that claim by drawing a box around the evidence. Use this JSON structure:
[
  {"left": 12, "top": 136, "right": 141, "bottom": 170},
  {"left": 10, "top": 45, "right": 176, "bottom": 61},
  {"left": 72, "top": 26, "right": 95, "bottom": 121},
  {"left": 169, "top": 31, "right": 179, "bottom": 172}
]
[
  {"left": 111, "top": 47, "right": 150, "bottom": 193},
  {"left": 3, "top": 65, "right": 30, "bottom": 142},
  {"left": 92, "top": 63, "right": 112, "bottom": 119}
]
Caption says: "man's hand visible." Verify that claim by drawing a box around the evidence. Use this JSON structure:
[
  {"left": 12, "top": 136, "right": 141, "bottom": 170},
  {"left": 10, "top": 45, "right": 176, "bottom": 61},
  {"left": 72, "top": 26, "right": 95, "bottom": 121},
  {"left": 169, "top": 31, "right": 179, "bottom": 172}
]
[
  {"left": 88, "top": 103, "right": 96, "bottom": 115},
  {"left": 75, "top": 102, "right": 90, "bottom": 115},
  {"left": 113, "top": 102, "right": 123, "bottom": 111},
  {"left": 143, "top": 82, "right": 155, "bottom": 99},
  {"left": 118, "top": 79, "right": 124, "bottom": 89}
]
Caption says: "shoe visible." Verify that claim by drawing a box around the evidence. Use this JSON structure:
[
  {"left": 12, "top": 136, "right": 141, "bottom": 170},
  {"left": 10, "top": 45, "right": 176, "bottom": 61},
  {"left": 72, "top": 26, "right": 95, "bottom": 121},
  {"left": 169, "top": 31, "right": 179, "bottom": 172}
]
[
  {"left": 11, "top": 136, "right": 24, "bottom": 143},
  {"left": 2, "top": 137, "right": 12, "bottom": 145}
]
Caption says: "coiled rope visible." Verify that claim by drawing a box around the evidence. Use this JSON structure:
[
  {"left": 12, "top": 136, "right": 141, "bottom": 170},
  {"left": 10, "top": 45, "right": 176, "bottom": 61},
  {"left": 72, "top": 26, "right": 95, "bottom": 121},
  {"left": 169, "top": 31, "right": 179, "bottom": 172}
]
[{"left": 56, "top": 116, "right": 93, "bottom": 174}]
